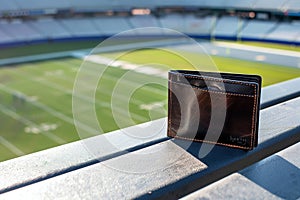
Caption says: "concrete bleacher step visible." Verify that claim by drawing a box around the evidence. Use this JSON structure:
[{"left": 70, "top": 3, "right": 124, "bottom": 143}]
[
  {"left": 182, "top": 140, "right": 300, "bottom": 199},
  {"left": 261, "top": 77, "right": 300, "bottom": 109},
  {"left": 0, "top": 77, "right": 299, "bottom": 198}
]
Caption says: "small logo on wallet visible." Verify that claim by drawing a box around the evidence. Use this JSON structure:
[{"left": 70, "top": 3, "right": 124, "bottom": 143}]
[{"left": 229, "top": 136, "right": 247, "bottom": 145}]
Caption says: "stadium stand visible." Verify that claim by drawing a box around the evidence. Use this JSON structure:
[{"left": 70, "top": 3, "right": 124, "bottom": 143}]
[
  {"left": 129, "top": 15, "right": 160, "bottom": 28},
  {"left": 239, "top": 20, "right": 277, "bottom": 39},
  {"left": 0, "top": 15, "right": 300, "bottom": 46},
  {"left": 0, "top": 19, "right": 43, "bottom": 42},
  {"left": 183, "top": 15, "right": 216, "bottom": 36},
  {"left": 159, "top": 14, "right": 186, "bottom": 34},
  {"left": 266, "top": 22, "right": 300, "bottom": 42},
  {"left": 92, "top": 17, "right": 134, "bottom": 36},
  {"left": 212, "top": 16, "right": 245, "bottom": 39},
  {"left": 0, "top": 29, "right": 14, "bottom": 44},
  {"left": 128, "top": 15, "right": 163, "bottom": 35},
  {"left": 28, "top": 18, "right": 72, "bottom": 39},
  {"left": 0, "top": 14, "right": 300, "bottom": 44},
  {"left": 59, "top": 18, "right": 100, "bottom": 37},
  {"left": 0, "top": 1, "right": 299, "bottom": 46},
  {"left": 0, "top": 0, "right": 298, "bottom": 13}
]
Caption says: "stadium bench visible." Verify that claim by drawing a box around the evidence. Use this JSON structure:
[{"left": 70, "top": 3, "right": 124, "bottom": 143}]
[
  {"left": 0, "top": 77, "right": 300, "bottom": 199},
  {"left": 183, "top": 140, "right": 300, "bottom": 199}
]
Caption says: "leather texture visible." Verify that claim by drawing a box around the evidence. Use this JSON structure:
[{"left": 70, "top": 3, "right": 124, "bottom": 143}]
[{"left": 168, "top": 70, "right": 262, "bottom": 150}]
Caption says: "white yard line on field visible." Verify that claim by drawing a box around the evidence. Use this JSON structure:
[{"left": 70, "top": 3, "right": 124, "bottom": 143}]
[
  {"left": 34, "top": 77, "right": 149, "bottom": 122},
  {"left": 55, "top": 60, "right": 167, "bottom": 97},
  {"left": 10, "top": 69, "right": 149, "bottom": 122},
  {"left": 214, "top": 42, "right": 300, "bottom": 58},
  {"left": 0, "top": 104, "right": 65, "bottom": 144},
  {"left": 81, "top": 54, "right": 168, "bottom": 79},
  {"left": 0, "top": 83, "right": 99, "bottom": 136},
  {"left": 26, "top": 60, "right": 166, "bottom": 98},
  {"left": 0, "top": 136, "right": 25, "bottom": 156}
]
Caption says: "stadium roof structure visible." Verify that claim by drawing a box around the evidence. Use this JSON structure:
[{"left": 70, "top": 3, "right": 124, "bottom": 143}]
[{"left": 0, "top": 0, "right": 299, "bottom": 13}]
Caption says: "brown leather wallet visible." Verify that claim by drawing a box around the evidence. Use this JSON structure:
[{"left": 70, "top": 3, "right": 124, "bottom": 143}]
[{"left": 167, "top": 70, "right": 261, "bottom": 150}]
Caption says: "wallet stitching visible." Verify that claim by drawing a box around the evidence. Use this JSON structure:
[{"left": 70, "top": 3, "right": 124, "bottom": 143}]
[
  {"left": 171, "top": 73, "right": 257, "bottom": 87},
  {"left": 168, "top": 129, "right": 251, "bottom": 150},
  {"left": 168, "top": 80, "right": 173, "bottom": 138},
  {"left": 170, "top": 81, "right": 255, "bottom": 98},
  {"left": 168, "top": 74, "right": 258, "bottom": 150},
  {"left": 251, "top": 84, "right": 257, "bottom": 148}
]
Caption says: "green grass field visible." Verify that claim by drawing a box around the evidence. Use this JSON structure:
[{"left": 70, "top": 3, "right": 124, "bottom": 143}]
[
  {"left": 102, "top": 48, "right": 300, "bottom": 86},
  {"left": 0, "top": 44, "right": 300, "bottom": 162},
  {"left": 236, "top": 41, "right": 300, "bottom": 52}
]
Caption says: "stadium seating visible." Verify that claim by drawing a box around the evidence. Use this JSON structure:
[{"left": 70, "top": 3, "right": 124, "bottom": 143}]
[
  {"left": 212, "top": 16, "right": 244, "bottom": 38},
  {"left": 92, "top": 17, "right": 134, "bottom": 36},
  {"left": 266, "top": 22, "right": 300, "bottom": 42},
  {"left": 0, "top": 14, "right": 300, "bottom": 46},
  {"left": 183, "top": 15, "right": 216, "bottom": 36},
  {"left": 0, "top": 0, "right": 299, "bottom": 46},
  {"left": 0, "top": 28, "right": 14, "bottom": 44},
  {"left": 0, "top": 0, "right": 297, "bottom": 13},
  {"left": 0, "top": 19, "right": 43, "bottom": 42},
  {"left": 1, "top": 15, "right": 300, "bottom": 46},
  {"left": 128, "top": 15, "right": 163, "bottom": 35},
  {"left": 59, "top": 18, "right": 100, "bottom": 37},
  {"left": 159, "top": 14, "right": 186, "bottom": 34},
  {"left": 28, "top": 18, "right": 72, "bottom": 39},
  {"left": 239, "top": 20, "right": 277, "bottom": 39}
]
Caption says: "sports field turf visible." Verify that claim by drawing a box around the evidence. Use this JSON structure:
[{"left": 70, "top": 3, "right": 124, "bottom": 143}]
[
  {"left": 0, "top": 46, "right": 300, "bottom": 162},
  {"left": 235, "top": 41, "right": 300, "bottom": 52},
  {"left": 101, "top": 48, "right": 300, "bottom": 86}
]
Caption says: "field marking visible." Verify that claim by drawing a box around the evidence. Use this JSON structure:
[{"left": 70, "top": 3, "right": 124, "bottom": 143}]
[
  {"left": 0, "top": 83, "right": 99, "bottom": 136},
  {"left": 0, "top": 104, "right": 66, "bottom": 144},
  {"left": 55, "top": 59, "right": 167, "bottom": 97},
  {"left": 214, "top": 41, "right": 300, "bottom": 58},
  {"left": 32, "top": 77, "right": 149, "bottom": 122},
  {"left": 255, "top": 55, "right": 266, "bottom": 61},
  {"left": 140, "top": 101, "right": 166, "bottom": 111},
  {"left": 10, "top": 69, "right": 149, "bottom": 122},
  {"left": 82, "top": 54, "right": 168, "bottom": 78},
  {"left": 0, "top": 136, "right": 25, "bottom": 156},
  {"left": 24, "top": 60, "right": 166, "bottom": 98}
]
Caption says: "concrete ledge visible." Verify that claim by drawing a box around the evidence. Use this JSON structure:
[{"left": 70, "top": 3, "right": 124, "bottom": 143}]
[
  {"left": 182, "top": 141, "right": 300, "bottom": 200},
  {"left": 261, "top": 77, "right": 300, "bottom": 109},
  {"left": 0, "top": 119, "right": 167, "bottom": 194},
  {"left": 1, "top": 96, "right": 300, "bottom": 199}
]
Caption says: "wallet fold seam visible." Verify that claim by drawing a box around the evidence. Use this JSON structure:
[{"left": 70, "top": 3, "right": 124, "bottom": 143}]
[
  {"left": 169, "top": 81, "right": 256, "bottom": 98},
  {"left": 170, "top": 72, "right": 257, "bottom": 87}
]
